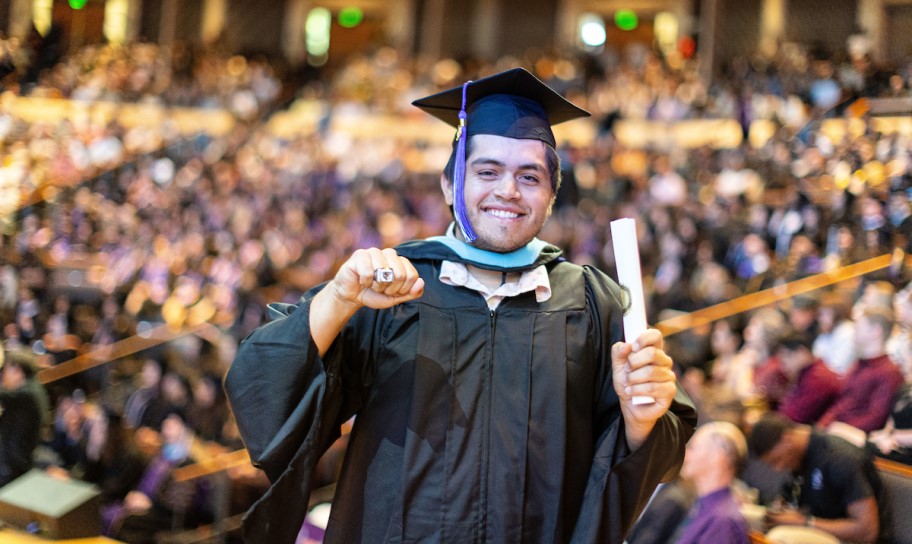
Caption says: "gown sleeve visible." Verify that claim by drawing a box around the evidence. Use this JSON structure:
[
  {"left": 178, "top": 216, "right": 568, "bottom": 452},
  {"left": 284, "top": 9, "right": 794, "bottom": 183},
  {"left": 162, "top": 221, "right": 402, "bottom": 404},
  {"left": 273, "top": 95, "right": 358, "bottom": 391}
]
[
  {"left": 570, "top": 267, "right": 698, "bottom": 544},
  {"left": 223, "top": 285, "right": 378, "bottom": 544}
]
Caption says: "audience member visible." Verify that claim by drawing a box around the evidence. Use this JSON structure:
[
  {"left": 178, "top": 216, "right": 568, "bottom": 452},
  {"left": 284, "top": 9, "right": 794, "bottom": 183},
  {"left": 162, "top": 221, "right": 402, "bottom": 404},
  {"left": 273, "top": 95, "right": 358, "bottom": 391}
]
[
  {"left": 713, "top": 309, "right": 784, "bottom": 405},
  {"left": 625, "top": 481, "right": 697, "bottom": 544},
  {"left": 104, "top": 410, "right": 211, "bottom": 543},
  {"left": 775, "top": 330, "right": 841, "bottom": 425},
  {"left": 748, "top": 412, "right": 886, "bottom": 544},
  {"left": 690, "top": 319, "right": 747, "bottom": 426},
  {"left": 886, "top": 283, "right": 912, "bottom": 376},
  {"left": 47, "top": 392, "right": 88, "bottom": 470},
  {"left": 0, "top": 350, "right": 42, "bottom": 487},
  {"left": 812, "top": 290, "right": 856, "bottom": 376},
  {"left": 865, "top": 382, "right": 912, "bottom": 465},
  {"left": 77, "top": 408, "right": 147, "bottom": 504},
  {"left": 627, "top": 421, "right": 755, "bottom": 544},
  {"left": 818, "top": 305, "right": 904, "bottom": 432},
  {"left": 123, "top": 358, "right": 168, "bottom": 430},
  {"left": 744, "top": 308, "right": 790, "bottom": 409},
  {"left": 186, "top": 374, "right": 228, "bottom": 443},
  {"left": 678, "top": 422, "right": 752, "bottom": 544}
]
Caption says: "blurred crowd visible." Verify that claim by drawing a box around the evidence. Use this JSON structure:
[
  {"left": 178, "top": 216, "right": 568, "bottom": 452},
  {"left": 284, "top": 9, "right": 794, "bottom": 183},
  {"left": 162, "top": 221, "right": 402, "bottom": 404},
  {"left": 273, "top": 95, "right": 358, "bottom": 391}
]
[{"left": 1, "top": 31, "right": 912, "bottom": 542}]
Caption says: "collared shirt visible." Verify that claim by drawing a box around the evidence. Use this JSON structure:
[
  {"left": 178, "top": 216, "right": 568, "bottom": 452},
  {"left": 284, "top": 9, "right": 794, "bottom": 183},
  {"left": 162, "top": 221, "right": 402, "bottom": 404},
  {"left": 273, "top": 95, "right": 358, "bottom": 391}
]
[
  {"left": 437, "top": 227, "right": 552, "bottom": 310},
  {"left": 675, "top": 487, "right": 750, "bottom": 544},
  {"left": 439, "top": 260, "right": 551, "bottom": 310},
  {"left": 817, "top": 353, "right": 904, "bottom": 432}
]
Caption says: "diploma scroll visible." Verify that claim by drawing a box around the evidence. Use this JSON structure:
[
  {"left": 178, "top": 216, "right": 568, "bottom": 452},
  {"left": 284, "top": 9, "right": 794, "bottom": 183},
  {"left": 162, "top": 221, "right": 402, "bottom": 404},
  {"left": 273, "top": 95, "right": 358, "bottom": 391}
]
[{"left": 610, "top": 218, "right": 656, "bottom": 405}]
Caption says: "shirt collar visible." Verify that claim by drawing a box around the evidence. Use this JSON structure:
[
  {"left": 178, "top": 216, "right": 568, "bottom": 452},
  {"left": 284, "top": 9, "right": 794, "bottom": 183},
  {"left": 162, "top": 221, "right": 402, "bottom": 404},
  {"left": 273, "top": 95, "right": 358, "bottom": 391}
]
[{"left": 439, "top": 260, "right": 552, "bottom": 307}]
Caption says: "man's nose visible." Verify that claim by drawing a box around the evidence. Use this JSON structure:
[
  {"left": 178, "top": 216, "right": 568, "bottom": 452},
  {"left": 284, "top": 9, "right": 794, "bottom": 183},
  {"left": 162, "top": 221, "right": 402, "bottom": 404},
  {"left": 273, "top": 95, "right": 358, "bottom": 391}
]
[{"left": 493, "top": 175, "right": 520, "bottom": 199}]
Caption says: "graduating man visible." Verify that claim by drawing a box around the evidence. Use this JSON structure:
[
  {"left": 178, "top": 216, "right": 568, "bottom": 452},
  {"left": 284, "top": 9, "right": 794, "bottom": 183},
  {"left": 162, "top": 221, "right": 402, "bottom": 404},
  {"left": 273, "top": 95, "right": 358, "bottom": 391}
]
[{"left": 225, "top": 68, "right": 697, "bottom": 543}]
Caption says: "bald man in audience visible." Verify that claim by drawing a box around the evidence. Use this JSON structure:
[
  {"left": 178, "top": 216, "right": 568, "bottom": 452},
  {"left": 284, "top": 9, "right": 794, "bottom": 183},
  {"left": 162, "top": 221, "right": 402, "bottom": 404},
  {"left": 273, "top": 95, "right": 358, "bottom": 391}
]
[
  {"left": 675, "top": 421, "right": 751, "bottom": 544},
  {"left": 627, "top": 421, "right": 750, "bottom": 544}
]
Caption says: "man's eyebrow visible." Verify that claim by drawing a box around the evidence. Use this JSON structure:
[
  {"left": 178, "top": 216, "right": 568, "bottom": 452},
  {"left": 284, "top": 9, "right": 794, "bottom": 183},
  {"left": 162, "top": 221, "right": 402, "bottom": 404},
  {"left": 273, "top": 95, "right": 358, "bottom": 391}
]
[
  {"left": 469, "top": 157, "right": 506, "bottom": 168},
  {"left": 469, "top": 157, "right": 546, "bottom": 172}
]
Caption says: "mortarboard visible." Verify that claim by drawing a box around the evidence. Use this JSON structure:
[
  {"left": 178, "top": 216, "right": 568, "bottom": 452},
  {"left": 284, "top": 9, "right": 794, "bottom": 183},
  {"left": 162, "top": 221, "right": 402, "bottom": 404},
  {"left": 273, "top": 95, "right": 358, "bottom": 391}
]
[{"left": 412, "top": 67, "right": 589, "bottom": 243}]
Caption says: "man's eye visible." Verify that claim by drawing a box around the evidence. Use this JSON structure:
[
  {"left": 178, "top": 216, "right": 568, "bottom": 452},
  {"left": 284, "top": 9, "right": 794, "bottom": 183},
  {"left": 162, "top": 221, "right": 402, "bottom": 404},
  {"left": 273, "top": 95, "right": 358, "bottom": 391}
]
[{"left": 519, "top": 175, "right": 542, "bottom": 184}]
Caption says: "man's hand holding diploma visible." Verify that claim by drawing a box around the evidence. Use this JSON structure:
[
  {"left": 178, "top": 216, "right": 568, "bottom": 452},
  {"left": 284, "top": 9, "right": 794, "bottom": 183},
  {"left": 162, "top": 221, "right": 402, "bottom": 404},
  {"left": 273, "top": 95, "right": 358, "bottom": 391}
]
[{"left": 610, "top": 218, "right": 678, "bottom": 450}]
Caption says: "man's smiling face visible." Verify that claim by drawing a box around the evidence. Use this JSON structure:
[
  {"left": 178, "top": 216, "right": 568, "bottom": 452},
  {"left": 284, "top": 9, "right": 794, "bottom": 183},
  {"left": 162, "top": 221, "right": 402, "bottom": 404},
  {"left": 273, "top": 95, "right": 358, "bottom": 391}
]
[{"left": 442, "top": 134, "right": 555, "bottom": 253}]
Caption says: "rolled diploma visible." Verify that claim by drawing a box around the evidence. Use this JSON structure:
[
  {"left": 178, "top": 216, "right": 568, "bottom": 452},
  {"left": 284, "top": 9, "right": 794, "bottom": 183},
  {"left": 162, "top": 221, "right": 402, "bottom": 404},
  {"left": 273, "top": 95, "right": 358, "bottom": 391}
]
[{"left": 610, "top": 218, "right": 655, "bottom": 405}]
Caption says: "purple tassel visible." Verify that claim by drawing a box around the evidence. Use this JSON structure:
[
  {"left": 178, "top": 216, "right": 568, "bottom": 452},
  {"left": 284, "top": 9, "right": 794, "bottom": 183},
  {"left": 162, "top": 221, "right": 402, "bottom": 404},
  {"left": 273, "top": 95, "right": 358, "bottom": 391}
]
[{"left": 454, "top": 80, "right": 477, "bottom": 242}]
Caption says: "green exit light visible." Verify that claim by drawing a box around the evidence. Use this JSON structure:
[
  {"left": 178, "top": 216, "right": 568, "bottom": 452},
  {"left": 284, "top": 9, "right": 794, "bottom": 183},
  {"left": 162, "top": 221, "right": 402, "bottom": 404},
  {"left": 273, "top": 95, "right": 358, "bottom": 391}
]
[
  {"left": 69, "top": 0, "right": 88, "bottom": 8},
  {"left": 338, "top": 7, "right": 363, "bottom": 28},
  {"left": 615, "top": 9, "right": 638, "bottom": 31}
]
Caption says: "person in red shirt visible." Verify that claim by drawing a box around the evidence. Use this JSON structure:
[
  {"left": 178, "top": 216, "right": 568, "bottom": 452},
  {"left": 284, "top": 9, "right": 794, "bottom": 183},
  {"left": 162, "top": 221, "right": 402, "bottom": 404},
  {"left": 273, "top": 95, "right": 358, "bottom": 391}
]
[
  {"left": 775, "top": 329, "right": 842, "bottom": 425},
  {"left": 818, "top": 306, "right": 904, "bottom": 433}
]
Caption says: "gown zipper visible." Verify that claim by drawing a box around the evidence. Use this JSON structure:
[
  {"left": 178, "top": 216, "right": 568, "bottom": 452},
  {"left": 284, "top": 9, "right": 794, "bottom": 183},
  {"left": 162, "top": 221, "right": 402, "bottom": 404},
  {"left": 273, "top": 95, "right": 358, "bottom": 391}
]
[{"left": 480, "top": 307, "right": 497, "bottom": 542}]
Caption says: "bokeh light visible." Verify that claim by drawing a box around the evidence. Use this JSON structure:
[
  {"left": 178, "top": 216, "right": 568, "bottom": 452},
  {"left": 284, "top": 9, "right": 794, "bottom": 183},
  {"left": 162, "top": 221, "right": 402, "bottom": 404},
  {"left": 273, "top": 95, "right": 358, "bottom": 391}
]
[
  {"left": 579, "top": 13, "right": 607, "bottom": 48},
  {"left": 338, "top": 7, "right": 364, "bottom": 28},
  {"left": 615, "top": 9, "right": 638, "bottom": 31}
]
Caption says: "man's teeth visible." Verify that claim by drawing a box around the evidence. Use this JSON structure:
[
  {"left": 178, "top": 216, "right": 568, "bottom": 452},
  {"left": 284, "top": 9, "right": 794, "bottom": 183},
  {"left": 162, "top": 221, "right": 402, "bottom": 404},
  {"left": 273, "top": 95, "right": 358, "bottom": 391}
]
[{"left": 487, "top": 209, "right": 520, "bottom": 219}]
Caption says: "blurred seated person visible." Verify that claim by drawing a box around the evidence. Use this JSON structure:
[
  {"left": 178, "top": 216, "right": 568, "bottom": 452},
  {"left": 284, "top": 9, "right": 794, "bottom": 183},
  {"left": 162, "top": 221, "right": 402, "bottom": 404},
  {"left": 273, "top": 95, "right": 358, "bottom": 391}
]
[
  {"left": 747, "top": 308, "right": 790, "bottom": 411},
  {"left": 625, "top": 480, "right": 695, "bottom": 544},
  {"left": 813, "top": 290, "right": 856, "bottom": 376},
  {"left": 865, "top": 290, "right": 912, "bottom": 463},
  {"left": 46, "top": 392, "right": 88, "bottom": 470},
  {"left": 160, "top": 370, "right": 191, "bottom": 415},
  {"left": 886, "top": 282, "right": 912, "bottom": 383},
  {"left": 124, "top": 358, "right": 168, "bottom": 431},
  {"left": 186, "top": 374, "right": 228, "bottom": 443},
  {"left": 855, "top": 281, "right": 895, "bottom": 318},
  {"left": 719, "top": 308, "right": 786, "bottom": 407},
  {"left": 627, "top": 421, "right": 751, "bottom": 544},
  {"left": 103, "top": 410, "right": 213, "bottom": 543},
  {"left": 748, "top": 412, "right": 887, "bottom": 544},
  {"left": 45, "top": 405, "right": 148, "bottom": 504},
  {"left": 827, "top": 376, "right": 912, "bottom": 466},
  {"left": 775, "top": 330, "right": 841, "bottom": 425},
  {"left": 786, "top": 295, "right": 819, "bottom": 337},
  {"left": 865, "top": 383, "right": 912, "bottom": 464},
  {"left": 0, "top": 351, "right": 42, "bottom": 487},
  {"left": 818, "top": 305, "right": 904, "bottom": 433},
  {"left": 689, "top": 318, "right": 746, "bottom": 425}
]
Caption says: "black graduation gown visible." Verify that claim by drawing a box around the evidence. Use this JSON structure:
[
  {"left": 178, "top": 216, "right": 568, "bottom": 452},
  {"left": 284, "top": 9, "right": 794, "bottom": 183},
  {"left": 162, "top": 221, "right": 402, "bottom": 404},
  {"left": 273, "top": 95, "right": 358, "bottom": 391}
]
[{"left": 224, "top": 240, "right": 697, "bottom": 544}]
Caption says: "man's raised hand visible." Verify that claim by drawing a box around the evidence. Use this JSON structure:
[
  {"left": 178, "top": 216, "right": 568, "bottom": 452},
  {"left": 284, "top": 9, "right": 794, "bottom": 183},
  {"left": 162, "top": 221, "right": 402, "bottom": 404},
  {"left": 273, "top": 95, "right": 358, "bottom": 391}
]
[{"left": 329, "top": 248, "right": 425, "bottom": 310}]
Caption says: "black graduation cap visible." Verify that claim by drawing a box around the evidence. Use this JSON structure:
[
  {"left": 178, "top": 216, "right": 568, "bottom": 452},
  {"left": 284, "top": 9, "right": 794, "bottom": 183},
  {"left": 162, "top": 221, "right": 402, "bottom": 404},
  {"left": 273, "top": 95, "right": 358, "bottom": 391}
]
[
  {"left": 412, "top": 67, "right": 590, "bottom": 147},
  {"left": 412, "top": 67, "right": 589, "bottom": 243}
]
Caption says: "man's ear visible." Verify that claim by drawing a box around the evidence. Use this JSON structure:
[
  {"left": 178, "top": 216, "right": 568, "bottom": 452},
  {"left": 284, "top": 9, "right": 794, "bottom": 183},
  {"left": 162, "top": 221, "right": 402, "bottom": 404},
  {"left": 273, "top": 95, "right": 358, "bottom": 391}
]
[{"left": 440, "top": 174, "right": 454, "bottom": 206}]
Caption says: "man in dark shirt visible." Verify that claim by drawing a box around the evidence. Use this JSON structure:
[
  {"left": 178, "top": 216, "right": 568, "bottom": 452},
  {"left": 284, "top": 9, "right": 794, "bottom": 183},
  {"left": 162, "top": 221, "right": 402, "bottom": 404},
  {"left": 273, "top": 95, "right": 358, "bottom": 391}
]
[
  {"left": 0, "top": 351, "right": 42, "bottom": 487},
  {"left": 749, "top": 412, "right": 887, "bottom": 544},
  {"left": 775, "top": 329, "right": 842, "bottom": 425}
]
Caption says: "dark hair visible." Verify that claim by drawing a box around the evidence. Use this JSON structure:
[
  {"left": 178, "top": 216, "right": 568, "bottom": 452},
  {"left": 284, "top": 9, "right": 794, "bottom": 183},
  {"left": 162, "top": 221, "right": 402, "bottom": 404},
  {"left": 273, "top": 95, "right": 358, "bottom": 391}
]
[
  {"left": 443, "top": 135, "right": 563, "bottom": 194},
  {"left": 775, "top": 329, "right": 814, "bottom": 352},
  {"left": 747, "top": 412, "right": 794, "bottom": 458},
  {"left": 2, "top": 350, "right": 35, "bottom": 379}
]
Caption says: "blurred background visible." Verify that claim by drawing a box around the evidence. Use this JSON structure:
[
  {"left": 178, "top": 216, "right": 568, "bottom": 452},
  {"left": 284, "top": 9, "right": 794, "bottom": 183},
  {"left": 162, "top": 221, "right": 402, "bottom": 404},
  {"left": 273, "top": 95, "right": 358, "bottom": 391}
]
[{"left": 2, "top": 1, "right": 912, "bottom": 543}]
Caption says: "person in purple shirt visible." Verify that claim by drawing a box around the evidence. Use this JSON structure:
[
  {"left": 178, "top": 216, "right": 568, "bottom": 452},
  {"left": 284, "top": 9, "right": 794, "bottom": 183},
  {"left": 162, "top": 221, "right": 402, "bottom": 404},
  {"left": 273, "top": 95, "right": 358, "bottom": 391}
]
[
  {"left": 674, "top": 421, "right": 751, "bottom": 544},
  {"left": 775, "top": 329, "right": 842, "bottom": 425},
  {"left": 818, "top": 306, "right": 904, "bottom": 432}
]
